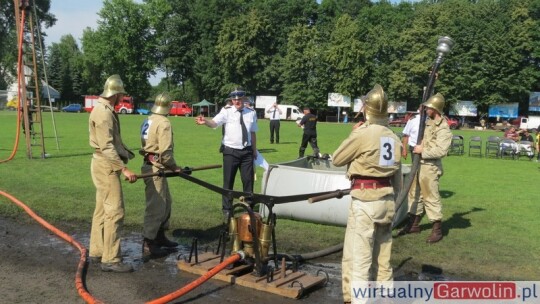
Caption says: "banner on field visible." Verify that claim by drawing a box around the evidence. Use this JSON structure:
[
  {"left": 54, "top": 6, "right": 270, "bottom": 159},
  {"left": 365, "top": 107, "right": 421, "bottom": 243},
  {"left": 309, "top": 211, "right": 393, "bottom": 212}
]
[
  {"left": 353, "top": 96, "right": 365, "bottom": 113},
  {"left": 388, "top": 102, "right": 407, "bottom": 114},
  {"left": 529, "top": 92, "right": 540, "bottom": 112},
  {"left": 488, "top": 103, "right": 518, "bottom": 119},
  {"left": 450, "top": 100, "right": 477, "bottom": 117},
  {"left": 327, "top": 93, "right": 351, "bottom": 107}
]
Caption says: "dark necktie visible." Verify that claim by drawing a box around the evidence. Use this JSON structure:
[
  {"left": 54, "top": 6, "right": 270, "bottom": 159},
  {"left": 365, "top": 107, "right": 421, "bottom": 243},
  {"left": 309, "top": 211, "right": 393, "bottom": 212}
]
[
  {"left": 272, "top": 109, "right": 276, "bottom": 119},
  {"left": 239, "top": 110, "right": 248, "bottom": 147}
]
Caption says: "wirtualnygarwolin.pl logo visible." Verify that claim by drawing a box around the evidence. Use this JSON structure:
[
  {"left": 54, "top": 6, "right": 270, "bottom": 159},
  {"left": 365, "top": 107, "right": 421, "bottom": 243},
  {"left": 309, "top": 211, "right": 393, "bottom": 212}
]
[{"left": 351, "top": 281, "right": 538, "bottom": 303}]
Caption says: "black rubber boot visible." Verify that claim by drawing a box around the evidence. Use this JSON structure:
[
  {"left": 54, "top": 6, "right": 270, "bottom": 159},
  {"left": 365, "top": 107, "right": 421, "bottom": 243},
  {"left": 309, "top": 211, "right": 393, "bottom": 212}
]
[
  {"left": 155, "top": 228, "right": 178, "bottom": 248},
  {"left": 143, "top": 238, "right": 170, "bottom": 259}
]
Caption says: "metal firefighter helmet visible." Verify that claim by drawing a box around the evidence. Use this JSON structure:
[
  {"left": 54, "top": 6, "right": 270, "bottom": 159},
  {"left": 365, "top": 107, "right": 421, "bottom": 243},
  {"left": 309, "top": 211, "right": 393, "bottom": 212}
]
[
  {"left": 364, "top": 84, "right": 388, "bottom": 125},
  {"left": 151, "top": 92, "right": 172, "bottom": 115},
  {"left": 100, "top": 74, "right": 127, "bottom": 98},
  {"left": 423, "top": 93, "right": 445, "bottom": 114}
]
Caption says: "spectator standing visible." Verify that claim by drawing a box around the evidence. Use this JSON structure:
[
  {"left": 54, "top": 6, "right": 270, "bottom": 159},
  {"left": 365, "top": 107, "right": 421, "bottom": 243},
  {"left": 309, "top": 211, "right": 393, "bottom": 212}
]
[
  {"left": 140, "top": 93, "right": 182, "bottom": 259},
  {"left": 89, "top": 74, "right": 137, "bottom": 273},
  {"left": 266, "top": 102, "right": 282, "bottom": 144},
  {"left": 397, "top": 108, "right": 423, "bottom": 236},
  {"left": 332, "top": 84, "right": 402, "bottom": 303},
  {"left": 195, "top": 87, "right": 258, "bottom": 218},
  {"left": 297, "top": 107, "right": 320, "bottom": 158},
  {"left": 401, "top": 109, "right": 421, "bottom": 160},
  {"left": 400, "top": 93, "right": 452, "bottom": 243}
]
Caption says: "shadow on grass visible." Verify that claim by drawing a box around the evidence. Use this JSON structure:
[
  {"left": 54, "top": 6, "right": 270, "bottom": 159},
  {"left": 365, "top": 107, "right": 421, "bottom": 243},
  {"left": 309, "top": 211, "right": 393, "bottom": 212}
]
[
  {"left": 440, "top": 207, "right": 485, "bottom": 237},
  {"left": 172, "top": 224, "right": 225, "bottom": 245},
  {"left": 258, "top": 148, "right": 278, "bottom": 153},
  {"left": 416, "top": 207, "right": 485, "bottom": 237},
  {"left": 440, "top": 190, "right": 454, "bottom": 199},
  {"left": 395, "top": 207, "right": 485, "bottom": 238}
]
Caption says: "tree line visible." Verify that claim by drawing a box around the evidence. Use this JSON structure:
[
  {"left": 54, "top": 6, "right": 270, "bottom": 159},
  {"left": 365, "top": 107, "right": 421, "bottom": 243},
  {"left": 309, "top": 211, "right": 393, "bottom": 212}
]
[{"left": 1, "top": 0, "right": 539, "bottom": 116}]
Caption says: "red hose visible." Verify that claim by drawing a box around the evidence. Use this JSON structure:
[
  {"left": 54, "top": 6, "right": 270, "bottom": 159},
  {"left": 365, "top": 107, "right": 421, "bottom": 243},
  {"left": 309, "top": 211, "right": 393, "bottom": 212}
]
[
  {"left": 0, "top": 8, "right": 25, "bottom": 164},
  {"left": 146, "top": 253, "right": 242, "bottom": 304},
  {"left": 1, "top": 189, "right": 243, "bottom": 304},
  {"left": 0, "top": 190, "right": 103, "bottom": 304}
]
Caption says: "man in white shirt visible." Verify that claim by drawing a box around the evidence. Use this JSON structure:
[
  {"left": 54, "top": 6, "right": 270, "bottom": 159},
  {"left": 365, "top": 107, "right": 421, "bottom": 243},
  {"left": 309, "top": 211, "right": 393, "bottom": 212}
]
[
  {"left": 401, "top": 110, "right": 420, "bottom": 159},
  {"left": 266, "top": 102, "right": 282, "bottom": 144},
  {"left": 195, "top": 87, "right": 258, "bottom": 217}
]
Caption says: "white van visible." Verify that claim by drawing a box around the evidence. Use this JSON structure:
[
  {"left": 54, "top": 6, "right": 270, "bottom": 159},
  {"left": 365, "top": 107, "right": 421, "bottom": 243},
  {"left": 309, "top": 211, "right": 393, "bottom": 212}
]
[{"left": 264, "top": 104, "right": 304, "bottom": 121}]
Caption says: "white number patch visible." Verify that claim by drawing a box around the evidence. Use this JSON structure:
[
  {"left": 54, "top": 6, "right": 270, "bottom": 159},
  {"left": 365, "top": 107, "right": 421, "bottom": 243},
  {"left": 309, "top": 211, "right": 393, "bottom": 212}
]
[
  {"left": 379, "top": 137, "right": 395, "bottom": 166},
  {"left": 140, "top": 119, "right": 152, "bottom": 140}
]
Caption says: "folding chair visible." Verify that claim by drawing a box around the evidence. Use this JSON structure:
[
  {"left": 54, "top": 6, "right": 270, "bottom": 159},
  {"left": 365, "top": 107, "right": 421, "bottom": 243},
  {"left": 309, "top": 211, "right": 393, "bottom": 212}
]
[
  {"left": 448, "top": 135, "right": 464, "bottom": 155},
  {"left": 468, "top": 136, "right": 482, "bottom": 157},
  {"left": 485, "top": 136, "right": 500, "bottom": 158},
  {"left": 516, "top": 140, "right": 534, "bottom": 160},
  {"left": 499, "top": 139, "right": 517, "bottom": 160}
]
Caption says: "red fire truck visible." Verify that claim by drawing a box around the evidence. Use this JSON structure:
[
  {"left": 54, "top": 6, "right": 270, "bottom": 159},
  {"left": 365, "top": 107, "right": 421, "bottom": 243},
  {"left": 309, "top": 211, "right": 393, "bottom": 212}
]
[{"left": 84, "top": 95, "right": 135, "bottom": 114}]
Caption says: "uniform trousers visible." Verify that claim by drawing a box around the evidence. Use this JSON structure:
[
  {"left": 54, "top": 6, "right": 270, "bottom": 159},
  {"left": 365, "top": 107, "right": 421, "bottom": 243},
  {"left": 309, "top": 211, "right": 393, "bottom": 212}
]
[
  {"left": 269, "top": 120, "right": 280, "bottom": 143},
  {"left": 89, "top": 155, "right": 125, "bottom": 263},
  {"left": 299, "top": 133, "right": 319, "bottom": 157},
  {"left": 342, "top": 195, "right": 394, "bottom": 303},
  {"left": 407, "top": 162, "right": 443, "bottom": 221},
  {"left": 222, "top": 146, "right": 254, "bottom": 211},
  {"left": 142, "top": 163, "right": 172, "bottom": 240}
]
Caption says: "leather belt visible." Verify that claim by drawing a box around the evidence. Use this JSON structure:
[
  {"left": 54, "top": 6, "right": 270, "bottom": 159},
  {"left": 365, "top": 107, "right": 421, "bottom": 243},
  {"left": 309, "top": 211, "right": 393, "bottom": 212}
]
[
  {"left": 351, "top": 176, "right": 391, "bottom": 190},
  {"left": 144, "top": 153, "right": 157, "bottom": 162}
]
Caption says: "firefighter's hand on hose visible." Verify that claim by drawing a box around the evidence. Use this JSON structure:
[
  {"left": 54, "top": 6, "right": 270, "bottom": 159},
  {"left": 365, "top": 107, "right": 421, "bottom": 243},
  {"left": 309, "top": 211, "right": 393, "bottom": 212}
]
[{"left": 122, "top": 167, "right": 138, "bottom": 183}]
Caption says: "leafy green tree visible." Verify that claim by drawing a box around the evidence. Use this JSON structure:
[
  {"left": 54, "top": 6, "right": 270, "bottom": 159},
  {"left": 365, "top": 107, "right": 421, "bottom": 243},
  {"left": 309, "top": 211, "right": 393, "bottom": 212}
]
[
  {"left": 0, "top": 0, "right": 56, "bottom": 89},
  {"left": 215, "top": 9, "right": 272, "bottom": 95},
  {"left": 280, "top": 24, "right": 326, "bottom": 109},
  {"left": 324, "top": 14, "right": 367, "bottom": 98},
  {"left": 46, "top": 35, "right": 83, "bottom": 101},
  {"left": 80, "top": 0, "right": 155, "bottom": 99}
]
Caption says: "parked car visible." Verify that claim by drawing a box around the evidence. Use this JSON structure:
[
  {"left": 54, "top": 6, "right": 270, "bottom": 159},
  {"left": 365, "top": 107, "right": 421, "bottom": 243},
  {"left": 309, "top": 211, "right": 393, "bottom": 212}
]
[
  {"left": 169, "top": 101, "right": 193, "bottom": 116},
  {"left": 62, "top": 104, "right": 83, "bottom": 113},
  {"left": 446, "top": 117, "right": 460, "bottom": 129},
  {"left": 388, "top": 112, "right": 416, "bottom": 127},
  {"left": 40, "top": 105, "right": 59, "bottom": 112},
  {"left": 135, "top": 108, "right": 150, "bottom": 115}
]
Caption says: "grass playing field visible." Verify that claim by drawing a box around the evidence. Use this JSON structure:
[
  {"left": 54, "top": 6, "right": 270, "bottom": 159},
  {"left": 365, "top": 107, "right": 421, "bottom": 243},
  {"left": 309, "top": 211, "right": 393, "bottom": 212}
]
[{"left": 1, "top": 110, "right": 539, "bottom": 280}]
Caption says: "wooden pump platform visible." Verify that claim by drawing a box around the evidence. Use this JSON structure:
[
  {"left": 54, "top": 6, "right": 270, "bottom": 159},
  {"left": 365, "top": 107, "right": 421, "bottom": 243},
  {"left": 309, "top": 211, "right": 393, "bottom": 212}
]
[{"left": 177, "top": 252, "right": 327, "bottom": 299}]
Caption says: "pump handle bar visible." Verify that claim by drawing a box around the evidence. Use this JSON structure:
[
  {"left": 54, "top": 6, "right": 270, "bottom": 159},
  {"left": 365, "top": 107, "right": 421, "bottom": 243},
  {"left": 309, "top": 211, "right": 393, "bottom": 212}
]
[
  {"left": 134, "top": 164, "right": 222, "bottom": 179},
  {"left": 308, "top": 189, "right": 350, "bottom": 204}
]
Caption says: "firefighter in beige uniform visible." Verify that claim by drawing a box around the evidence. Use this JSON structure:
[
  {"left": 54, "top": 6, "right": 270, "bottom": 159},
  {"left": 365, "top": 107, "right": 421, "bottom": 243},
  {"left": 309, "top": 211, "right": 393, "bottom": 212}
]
[
  {"left": 140, "top": 93, "right": 182, "bottom": 258},
  {"left": 89, "top": 74, "right": 137, "bottom": 273},
  {"left": 332, "top": 85, "right": 401, "bottom": 304},
  {"left": 401, "top": 93, "right": 452, "bottom": 243}
]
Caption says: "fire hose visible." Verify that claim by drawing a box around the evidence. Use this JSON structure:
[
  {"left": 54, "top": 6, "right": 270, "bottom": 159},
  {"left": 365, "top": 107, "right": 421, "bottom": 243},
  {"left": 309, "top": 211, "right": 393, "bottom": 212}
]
[
  {"left": 0, "top": 190, "right": 104, "bottom": 304},
  {"left": 145, "top": 252, "right": 244, "bottom": 304}
]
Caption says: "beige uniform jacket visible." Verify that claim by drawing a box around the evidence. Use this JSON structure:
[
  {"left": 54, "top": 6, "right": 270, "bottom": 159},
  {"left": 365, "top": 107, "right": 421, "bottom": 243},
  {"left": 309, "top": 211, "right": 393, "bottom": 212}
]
[
  {"left": 141, "top": 114, "right": 177, "bottom": 170},
  {"left": 89, "top": 98, "right": 133, "bottom": 171},
  {"left": 333, "top": 122, "right": 401, "bottom": 201},
  {"left": 420, "top": 116, "right": 452, "bottom": 169}
]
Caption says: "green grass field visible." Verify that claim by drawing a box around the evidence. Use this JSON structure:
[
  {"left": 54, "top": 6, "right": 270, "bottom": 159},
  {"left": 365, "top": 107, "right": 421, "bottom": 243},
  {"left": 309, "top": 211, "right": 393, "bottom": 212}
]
[{"left": 1, "top": 110, "right": 539, "bottom": 280}]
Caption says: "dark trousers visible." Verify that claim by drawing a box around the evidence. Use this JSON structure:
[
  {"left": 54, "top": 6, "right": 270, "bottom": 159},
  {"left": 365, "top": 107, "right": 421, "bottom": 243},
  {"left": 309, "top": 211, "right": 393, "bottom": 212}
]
[
  {"left": 269, "top": 120, "right": 280, "bottom": 143},
  {"left": 299, "top": 133, "right": 319, "bottom": 157},
  {"left": 222, "top": 146, "right": 254, "bottom": 211}
]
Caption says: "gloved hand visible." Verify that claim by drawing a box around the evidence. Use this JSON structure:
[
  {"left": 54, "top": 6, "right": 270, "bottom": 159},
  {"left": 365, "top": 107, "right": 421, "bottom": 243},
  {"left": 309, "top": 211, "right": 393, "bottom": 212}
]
[{"left": 182, "top": 167, "right": 193, "bottom": 175}]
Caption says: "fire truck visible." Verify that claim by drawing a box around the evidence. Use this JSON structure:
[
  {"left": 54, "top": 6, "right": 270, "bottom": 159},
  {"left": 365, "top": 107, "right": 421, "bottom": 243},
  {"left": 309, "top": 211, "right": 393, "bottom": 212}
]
[{"left": 84, "top": 95, "right": 135, "bottom": 114}]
